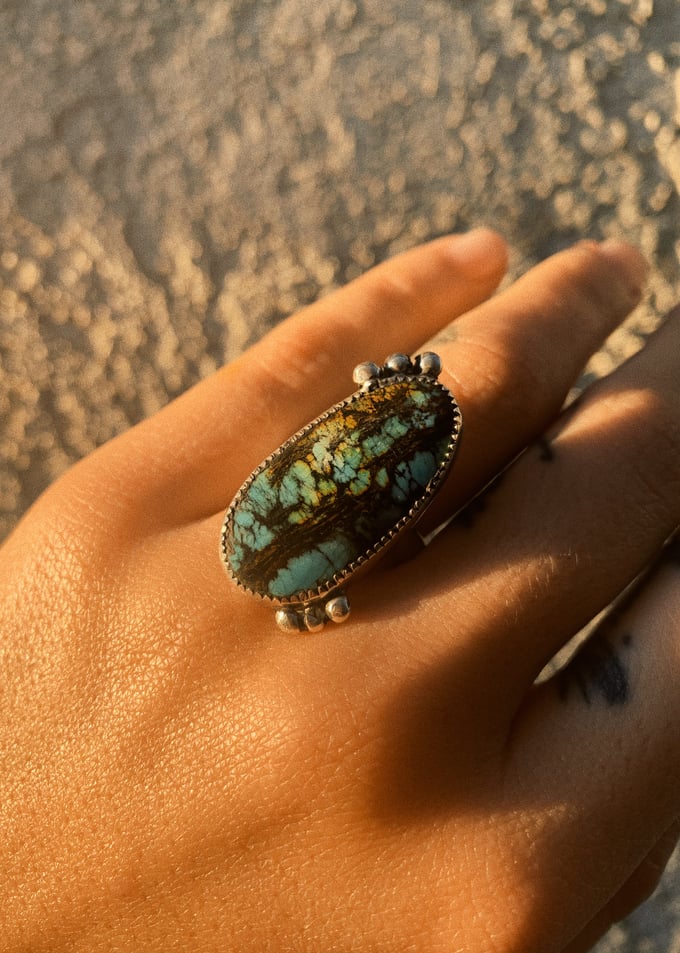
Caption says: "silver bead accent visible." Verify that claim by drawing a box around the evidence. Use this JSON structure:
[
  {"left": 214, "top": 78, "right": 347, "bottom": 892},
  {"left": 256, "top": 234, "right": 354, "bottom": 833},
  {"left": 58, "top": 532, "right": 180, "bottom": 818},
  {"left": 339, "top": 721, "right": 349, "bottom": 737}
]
[
  {"left": 325, "top": 594, "right": 351, "bottom": 623},
  {"left": 221, "top": 347, "right": 459, "bottom": 635},
  {"left": 385, "top": 353, "right": 412, "bottom": 374},
  {"left": 417, "top": 351, "right": 442, "bottom": 377},
  {"left": 275, "top": 608, "right": 302, "bottom": 633},
  {"left": 304, "top": 605, "right": 327, "bottom": 633},
  {"left": 352, "top": 361, "right": 381, "bottom": 385}
]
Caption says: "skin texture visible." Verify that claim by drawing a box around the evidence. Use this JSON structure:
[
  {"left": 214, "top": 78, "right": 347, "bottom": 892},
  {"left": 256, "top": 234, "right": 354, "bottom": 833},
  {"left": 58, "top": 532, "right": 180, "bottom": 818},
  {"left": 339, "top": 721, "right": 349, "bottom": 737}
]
[{"left": 0, "top": 229, "right": 679, "bottom": 952}]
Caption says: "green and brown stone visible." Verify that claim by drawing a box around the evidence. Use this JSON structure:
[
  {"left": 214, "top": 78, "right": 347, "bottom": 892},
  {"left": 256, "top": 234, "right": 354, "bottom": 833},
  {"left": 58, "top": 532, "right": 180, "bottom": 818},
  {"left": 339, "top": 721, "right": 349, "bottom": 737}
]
[{"left": 221, "top": 376, "right": 460, "bottom": 602}]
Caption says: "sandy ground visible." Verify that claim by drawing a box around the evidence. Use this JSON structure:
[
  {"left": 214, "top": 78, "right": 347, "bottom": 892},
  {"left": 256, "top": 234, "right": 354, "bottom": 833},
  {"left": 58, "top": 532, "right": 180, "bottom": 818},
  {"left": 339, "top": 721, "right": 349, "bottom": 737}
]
[{"left": 1, "top": 0, "right": 679, "bottom": 948}]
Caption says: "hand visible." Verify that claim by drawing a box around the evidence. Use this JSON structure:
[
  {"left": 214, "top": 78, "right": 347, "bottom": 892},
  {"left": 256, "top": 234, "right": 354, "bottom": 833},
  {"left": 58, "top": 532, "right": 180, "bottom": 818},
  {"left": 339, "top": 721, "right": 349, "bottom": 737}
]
[{"left": 1, "top": 228, "right": 678, "bottom": 953}]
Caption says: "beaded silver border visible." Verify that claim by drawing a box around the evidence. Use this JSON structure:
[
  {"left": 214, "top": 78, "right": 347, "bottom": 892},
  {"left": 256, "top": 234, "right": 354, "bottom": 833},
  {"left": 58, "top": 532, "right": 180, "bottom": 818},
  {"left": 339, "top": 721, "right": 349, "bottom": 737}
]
[
  {"left": 220, "top": 374, "right": 462, "bottom": 606},
  {"left": 219, "top": 354, "right": 461, "bottom": 626}
]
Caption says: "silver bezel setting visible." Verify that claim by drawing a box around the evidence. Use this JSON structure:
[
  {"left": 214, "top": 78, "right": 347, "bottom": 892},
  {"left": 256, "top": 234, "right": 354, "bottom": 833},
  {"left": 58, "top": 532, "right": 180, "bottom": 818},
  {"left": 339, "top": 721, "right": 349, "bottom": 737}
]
[{"left": 219, "top": 353, "right": 461, "bottom": 631}]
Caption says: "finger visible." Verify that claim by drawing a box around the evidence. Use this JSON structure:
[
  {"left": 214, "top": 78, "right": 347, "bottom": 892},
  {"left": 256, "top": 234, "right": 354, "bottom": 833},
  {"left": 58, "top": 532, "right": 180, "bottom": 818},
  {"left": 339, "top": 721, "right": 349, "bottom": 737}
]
[
  {"left": 69, "top": 229, "right": 508, "bottom": 527},
  {"left": 561, "top": 820, "right": 680, "bottom": 953},
  {"left": 604, "top": 820, "right": 680, "bottom": 922},
  {"left": 390, "top": 308, "right": 680, "bottom": 698},
  {"left": 501, "top": 542, "right": 680, "bottom": 948},
  {"left": 418, "top": 238, "right": 648, "bottom": 535}
]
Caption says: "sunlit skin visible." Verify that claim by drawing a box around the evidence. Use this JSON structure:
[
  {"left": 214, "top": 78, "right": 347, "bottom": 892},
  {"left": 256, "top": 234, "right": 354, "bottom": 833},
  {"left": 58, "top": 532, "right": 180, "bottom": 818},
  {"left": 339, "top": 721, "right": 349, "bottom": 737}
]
[{"left": 0, "top": 229, "right": 679, "bottom": 952}]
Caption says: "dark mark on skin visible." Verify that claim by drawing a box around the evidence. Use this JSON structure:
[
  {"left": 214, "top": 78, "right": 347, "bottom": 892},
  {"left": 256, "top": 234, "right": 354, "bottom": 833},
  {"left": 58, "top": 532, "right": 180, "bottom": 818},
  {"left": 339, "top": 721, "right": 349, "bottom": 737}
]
[
  {"left": 537, "top": 436, "right": 555, "bottom": 462},
  {"left": 453, "top": 471, "right": 506, "bottom": 529},
  {"left": 666, "top": 533, "right": 680, "bottom": 567},
  {"left": 558, "top": 635, "right": 632, "bottom": 707},
  {"left": 433, "top": 325, "right": 460, "bottom": 345},
  {"left": 454, "top": 495, "right": 487, "bottom": 529},
  {"left": 556, "top": 531, "right": 678, "bottom": 706}
]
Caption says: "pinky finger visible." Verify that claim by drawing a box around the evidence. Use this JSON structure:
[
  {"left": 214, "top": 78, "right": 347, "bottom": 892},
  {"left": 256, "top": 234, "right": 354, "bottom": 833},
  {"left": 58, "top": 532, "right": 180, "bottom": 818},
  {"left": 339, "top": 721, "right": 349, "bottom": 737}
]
[
  {"left": 561, "top": 819, "right": 680, "bottom": 953},
  {"left": 505, "top": 534, "right": 680, "bottom": 945}
]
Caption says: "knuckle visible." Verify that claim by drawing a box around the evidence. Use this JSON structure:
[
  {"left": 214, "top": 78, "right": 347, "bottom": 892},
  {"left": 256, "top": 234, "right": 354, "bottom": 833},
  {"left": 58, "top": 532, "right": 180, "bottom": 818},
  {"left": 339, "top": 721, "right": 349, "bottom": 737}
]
[
  {"left": 450, "top": 332, "right": 554, "bottom": 427},
  {"left": 249, "top": 329, "right": 335, "bottom": 414},
  {"left": 548, "top": 242, "right": 639, "bottom": 326},
  {"left": 363, "top": 265, "right": 422, "bottom": 318}
]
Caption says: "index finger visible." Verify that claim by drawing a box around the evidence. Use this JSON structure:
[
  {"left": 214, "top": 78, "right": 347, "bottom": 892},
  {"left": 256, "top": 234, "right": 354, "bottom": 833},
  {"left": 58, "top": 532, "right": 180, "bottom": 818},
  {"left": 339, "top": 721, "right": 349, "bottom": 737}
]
[{"left": 66, "top": 229, "right": 509, "bottom": 526}]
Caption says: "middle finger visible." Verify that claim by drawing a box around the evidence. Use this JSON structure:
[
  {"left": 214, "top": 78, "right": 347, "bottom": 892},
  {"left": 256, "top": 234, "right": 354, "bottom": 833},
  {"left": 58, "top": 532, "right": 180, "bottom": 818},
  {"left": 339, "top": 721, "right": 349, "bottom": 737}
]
[{"left": 418, "top": 238, "right": 647, "bottom": 533}]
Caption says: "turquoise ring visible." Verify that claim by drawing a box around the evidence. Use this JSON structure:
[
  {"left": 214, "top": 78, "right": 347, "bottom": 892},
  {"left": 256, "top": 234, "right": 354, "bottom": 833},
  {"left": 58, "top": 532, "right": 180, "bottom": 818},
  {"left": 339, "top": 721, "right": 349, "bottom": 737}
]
[{"left": 220, "top": 352, "right": 461, "bottom": 632}]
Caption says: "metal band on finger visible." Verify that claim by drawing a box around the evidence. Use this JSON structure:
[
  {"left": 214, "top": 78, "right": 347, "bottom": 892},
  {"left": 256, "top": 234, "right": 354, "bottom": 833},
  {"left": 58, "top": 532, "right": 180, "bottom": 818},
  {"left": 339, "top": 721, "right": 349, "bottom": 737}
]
[{"left": 219, "top": 353, "right": 461, "bottom": 632}]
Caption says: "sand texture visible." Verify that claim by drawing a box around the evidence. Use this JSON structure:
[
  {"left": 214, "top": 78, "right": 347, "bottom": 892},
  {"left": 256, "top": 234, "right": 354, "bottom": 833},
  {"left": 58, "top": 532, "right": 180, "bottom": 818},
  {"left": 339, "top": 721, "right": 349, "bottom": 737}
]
[{"left": 1, "top": 1, "right": 679, "bottom": 948}]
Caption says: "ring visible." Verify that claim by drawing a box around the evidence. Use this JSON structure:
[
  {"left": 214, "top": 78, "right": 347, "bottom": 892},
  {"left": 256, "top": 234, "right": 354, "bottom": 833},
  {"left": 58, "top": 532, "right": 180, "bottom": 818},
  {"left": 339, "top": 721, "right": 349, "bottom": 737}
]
[{"left": 220, "top": 352, "right": 461, "bottom": 632}]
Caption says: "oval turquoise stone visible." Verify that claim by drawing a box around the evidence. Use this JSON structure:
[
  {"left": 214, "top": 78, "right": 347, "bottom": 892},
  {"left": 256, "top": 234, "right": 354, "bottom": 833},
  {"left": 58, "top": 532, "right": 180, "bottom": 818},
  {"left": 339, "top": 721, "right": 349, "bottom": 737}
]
[{"left": 221, "top": 376, "right": 459, "bottom": 602}]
